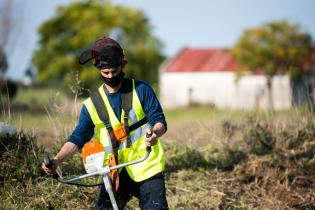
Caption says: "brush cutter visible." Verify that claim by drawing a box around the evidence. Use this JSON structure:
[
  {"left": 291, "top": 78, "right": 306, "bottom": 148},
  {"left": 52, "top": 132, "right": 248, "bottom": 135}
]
[{"left": 44, "top": 132, "right": 152, "bottom": 210}]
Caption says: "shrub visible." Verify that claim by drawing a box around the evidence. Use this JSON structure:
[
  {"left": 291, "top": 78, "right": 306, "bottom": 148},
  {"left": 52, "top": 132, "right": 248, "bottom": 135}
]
[
  {"left": 205, "top": 147, "right": 247, "bottom": 171},
  {"left": 284, "top": 121, "right": 315, "bottom": 149},
  {"left": 0, "top": 79, "right": 18, "bottom": 99},
  {"left": 164, "top": 143, "right": 211, "bottom": 172},
  {"left": 0, "top": 131, "right": 46, "bottom": 184},
  {"left": 244, "top": 122, "right": 274, "bottom": 155},
  {"left": 164, "top": 142, "right": 246, "bottom": 172}
]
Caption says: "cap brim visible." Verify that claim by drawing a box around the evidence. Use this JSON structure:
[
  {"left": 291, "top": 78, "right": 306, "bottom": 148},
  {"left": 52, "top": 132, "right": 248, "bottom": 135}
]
[
  {"left": 79, "top": 49, "right": 94, "bottom": 65},
  {"left": 79, "top": 45, "right": 124, "bottom": 66}
]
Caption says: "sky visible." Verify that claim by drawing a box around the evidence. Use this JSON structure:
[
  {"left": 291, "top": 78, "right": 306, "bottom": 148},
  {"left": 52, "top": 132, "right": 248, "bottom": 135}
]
[{"left": 3, "top": 0, "right": 315, "bottom": 80}]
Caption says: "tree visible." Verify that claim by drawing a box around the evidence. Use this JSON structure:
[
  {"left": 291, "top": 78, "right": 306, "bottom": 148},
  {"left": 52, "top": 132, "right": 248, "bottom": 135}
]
[
  {"left": 32, "top": 0, "right": 164, "bottom": 95},
  {"left": 232, "top": 21, "right": 312, "bottom": 110}
]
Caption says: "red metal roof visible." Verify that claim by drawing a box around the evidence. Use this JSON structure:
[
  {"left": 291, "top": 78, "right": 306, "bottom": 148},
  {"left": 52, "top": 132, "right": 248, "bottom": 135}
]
[
  {"left": 164, "top": 48, "right": 240, "bottom": 72},
  {"left": 164, "top": 46, "right": 315, "bottom": 73}
]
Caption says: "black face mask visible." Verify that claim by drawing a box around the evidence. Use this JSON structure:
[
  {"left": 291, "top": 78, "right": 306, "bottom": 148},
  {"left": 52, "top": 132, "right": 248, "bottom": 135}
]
[{"left": 101, "top": 71, "right": 125, "bottom": 88}]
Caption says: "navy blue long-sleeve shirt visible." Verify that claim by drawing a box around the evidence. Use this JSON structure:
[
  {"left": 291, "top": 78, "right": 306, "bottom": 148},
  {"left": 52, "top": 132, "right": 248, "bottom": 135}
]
[{"left": 68, "top": 79, "right": 167, "bottom": 149}]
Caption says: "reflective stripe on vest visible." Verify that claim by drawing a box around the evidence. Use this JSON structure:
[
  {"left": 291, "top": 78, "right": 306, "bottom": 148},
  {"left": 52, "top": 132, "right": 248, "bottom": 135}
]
[{"left": 83, "top": 79, "right": 165, "bottom": 182}]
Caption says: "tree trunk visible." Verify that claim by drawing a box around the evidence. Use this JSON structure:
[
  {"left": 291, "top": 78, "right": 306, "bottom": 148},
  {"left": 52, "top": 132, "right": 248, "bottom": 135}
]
[{"left": 266, "top": 75, "right": 274, "bottom": 111}]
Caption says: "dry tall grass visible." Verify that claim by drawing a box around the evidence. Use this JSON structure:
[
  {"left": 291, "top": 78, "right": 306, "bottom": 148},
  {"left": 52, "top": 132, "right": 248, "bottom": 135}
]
[{"left": 0, "top": 108, "right": 314, "bottom": 209}]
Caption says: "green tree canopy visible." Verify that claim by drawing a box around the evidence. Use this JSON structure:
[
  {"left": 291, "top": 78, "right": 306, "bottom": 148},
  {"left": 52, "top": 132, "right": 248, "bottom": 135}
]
[
  {"left": 232, "top": 21, "right": 312, "bottom": 78},
  {"left": 231, "top": 21, "right": 313, "bottom": 110},
  {"left": 32, "top": 0, "right": 164, "bottom": 94}
]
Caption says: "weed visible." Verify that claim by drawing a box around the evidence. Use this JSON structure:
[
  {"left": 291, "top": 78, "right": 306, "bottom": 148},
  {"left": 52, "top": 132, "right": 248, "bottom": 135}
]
[
  {"left": 244, "top": 121, "right": 275, "bottom": 155},
  {"left": 0, "top": 131, "right": 45, "bottom": 184},
  {"left": 164, "top": 142, "right": 211, "bottom": 172},
  {"left": 205, "top": 147, "right": 247, "bottom": 171}
]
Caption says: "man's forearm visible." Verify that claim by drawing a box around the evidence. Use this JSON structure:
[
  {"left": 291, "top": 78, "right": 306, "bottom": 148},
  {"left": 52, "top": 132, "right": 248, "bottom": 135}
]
[{"left": 54, "top": 142, "right": 79, "bottom": 165}]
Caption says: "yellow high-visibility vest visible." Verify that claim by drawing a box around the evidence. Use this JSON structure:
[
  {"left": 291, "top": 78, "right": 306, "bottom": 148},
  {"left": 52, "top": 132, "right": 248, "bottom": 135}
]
[{"left": 83, "top": 79, "right": 165, "bottom": 182}]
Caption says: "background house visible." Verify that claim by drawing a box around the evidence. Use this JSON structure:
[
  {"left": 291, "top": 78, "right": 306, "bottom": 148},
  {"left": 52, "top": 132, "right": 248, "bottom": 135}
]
[{"left": 159, "top": 48, "right": 314, "bottom": 110}]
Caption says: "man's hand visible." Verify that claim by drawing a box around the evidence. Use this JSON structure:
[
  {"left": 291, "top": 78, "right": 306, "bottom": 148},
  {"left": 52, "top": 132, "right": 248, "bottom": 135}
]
[
  {"left": 144, "top": 130, "right": 158, "bottom": 147},
  {"left": 144, "top": 122, "right": 166, "bottom": 147},
  {"left": 41, "top": 142, "right": 79, "bottom": 176},
  {"left": 42, "top": 158, "right": 59, "bottom": 176}
]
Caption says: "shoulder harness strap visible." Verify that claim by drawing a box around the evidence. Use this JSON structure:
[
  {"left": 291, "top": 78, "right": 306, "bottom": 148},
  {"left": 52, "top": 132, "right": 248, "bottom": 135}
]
[
  {"left": 90, "top": 90, "right": 120, "bottom": 191},
  {"left": 121, "top": 78, "right": 133, "bottom": 147},
  {"left": 90, "top": 91, "right": 119, "bottom": 155},
  {"left": 121, "top": 78, "right": 149, "bottom": 137}
]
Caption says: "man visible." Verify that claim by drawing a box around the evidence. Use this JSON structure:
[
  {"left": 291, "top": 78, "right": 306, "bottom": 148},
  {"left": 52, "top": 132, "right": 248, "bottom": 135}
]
[{"left": 42, "top": 36, "right": 168, "bottom": 210}]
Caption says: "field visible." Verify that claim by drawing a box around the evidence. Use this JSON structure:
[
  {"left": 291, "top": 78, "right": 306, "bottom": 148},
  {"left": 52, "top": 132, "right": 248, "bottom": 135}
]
[{"left": 0, "top": 88, "right": 315, "bottom": 209}]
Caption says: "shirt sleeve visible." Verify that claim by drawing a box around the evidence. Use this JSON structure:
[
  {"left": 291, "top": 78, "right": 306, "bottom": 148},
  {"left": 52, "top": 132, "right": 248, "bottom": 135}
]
[
  {"left": 68, "top": 105, "right": 95, "bottom": 149},
  {"left": 135, "top": 80, "right": 167, "bottom": 131}
]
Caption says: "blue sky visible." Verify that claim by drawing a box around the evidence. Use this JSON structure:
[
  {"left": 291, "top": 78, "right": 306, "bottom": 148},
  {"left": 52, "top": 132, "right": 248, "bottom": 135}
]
[{"left": 4, "top": 0, "right": 315, "bottom": 80}]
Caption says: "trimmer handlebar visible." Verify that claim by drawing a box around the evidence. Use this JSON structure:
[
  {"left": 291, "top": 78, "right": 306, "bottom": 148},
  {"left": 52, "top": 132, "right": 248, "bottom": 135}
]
[
  {"left": 145, "top": 130, "right": 153, "bottom": 153},
  {"left": 44, "top": 131, "right": 153, "bottom": 183},
  {"left": 43, "top": 156, "right": 53, "bottom": 168},
  {"left": 44, "top": 131, "right": 154, "bottom": 210}
]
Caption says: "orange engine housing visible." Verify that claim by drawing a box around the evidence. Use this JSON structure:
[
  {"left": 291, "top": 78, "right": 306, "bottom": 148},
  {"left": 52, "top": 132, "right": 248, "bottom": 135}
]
[{"left": 82, "top": 139, "right": 104, "bottom": 164}]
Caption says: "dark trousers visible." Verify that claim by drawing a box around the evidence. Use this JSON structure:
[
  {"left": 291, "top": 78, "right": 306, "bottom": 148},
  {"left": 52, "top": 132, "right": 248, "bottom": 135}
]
[{"left": 93, "top": 168, "right": 168, "bottom": 210}]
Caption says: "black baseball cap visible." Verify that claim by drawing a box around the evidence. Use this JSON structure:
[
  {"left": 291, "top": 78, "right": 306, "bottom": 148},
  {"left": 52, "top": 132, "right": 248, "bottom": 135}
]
[{"left": 79, "top": 36, "right": 126, "bottom": 68}]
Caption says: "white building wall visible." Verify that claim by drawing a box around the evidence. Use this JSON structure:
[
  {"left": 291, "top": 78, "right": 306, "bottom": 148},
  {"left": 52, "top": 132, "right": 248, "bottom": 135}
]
[
  {"left": 160, "top": 72, "right": 291, "bottom": 110},
  {"left": 272, "top": 75, "right": 292, "bottom": 109}
]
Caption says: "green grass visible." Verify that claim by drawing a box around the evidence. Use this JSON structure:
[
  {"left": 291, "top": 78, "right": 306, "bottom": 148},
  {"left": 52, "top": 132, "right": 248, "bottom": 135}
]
[
  {"left": 14, "top": 87, "right": 67, "bottom": 105},
  {"left": 164, "top": 105, "right": 311, "bottom": 124},
  {"left": 164, "top": 106, "right": 260, "bottom": 123},
  {"left": 5, "top": 112, "right": 73, "bottom": 130},
  {"left": 1, "top": 87, "right": 76, "bottom": 129}
]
